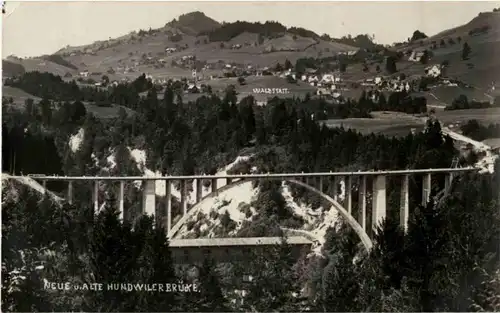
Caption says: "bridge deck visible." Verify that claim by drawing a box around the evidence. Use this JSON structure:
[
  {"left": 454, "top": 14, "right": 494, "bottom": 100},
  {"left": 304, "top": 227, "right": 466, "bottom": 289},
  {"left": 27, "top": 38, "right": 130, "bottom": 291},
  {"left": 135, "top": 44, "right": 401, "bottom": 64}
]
[
  {"left": 19, "top": 167, "right": 477, "bottom": 181},
  {"left": 169, "top": 236, "right": 313, "bottom": 247}
]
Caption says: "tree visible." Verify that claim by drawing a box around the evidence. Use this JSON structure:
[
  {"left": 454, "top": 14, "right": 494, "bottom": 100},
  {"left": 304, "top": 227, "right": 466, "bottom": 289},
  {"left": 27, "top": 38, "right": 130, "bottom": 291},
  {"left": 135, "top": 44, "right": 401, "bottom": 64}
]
[
  {"left": 86, "top": 194, "right": 138, "bottom": 311},
  {"left": 275, "top": 62, "right": 284, "bottom": 72},
  {"left": 411, "top": 30, "right": 428, "bottom": 41},
  {"left": 316, "top": 226, "right": 362, "bottom": 311},
  {"left": 339, "top": 63, "right": 347, "bottom": 73},
  {"left": 420, "top": 50, "right": 430, "bottom": 64},
  {"left": 101, "top": 75, "right": 110, "bottom": 86},
  {"left": 39, "top": 98, "right": 53, "bottom": 125},
  {"left": 237, "top": 77, "right": 246, "bottom": 85},
  {"left": 462, "top": 42, "right": 471, "bottom": 60},
  {"left": 452, "top": 94, "right": 469, "bottom": 109},
  {"left": 385, "top": 56, "right": 397, "bottom": 74},
  {"left": 192, "top": 258, "right": 231, "bottom": 311},
  {"left": 237, "top": 237, "right": 302, "bottom": 312},
  {"left": 284, "top": 59, "right": 293, "bottom": 70}
]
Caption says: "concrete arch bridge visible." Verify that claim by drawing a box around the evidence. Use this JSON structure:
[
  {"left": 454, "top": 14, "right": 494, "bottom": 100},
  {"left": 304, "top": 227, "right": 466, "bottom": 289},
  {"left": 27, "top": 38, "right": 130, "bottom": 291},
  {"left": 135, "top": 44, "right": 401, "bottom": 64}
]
[{"left": 20, "top": 168, "right": 475, "bottom": 263}]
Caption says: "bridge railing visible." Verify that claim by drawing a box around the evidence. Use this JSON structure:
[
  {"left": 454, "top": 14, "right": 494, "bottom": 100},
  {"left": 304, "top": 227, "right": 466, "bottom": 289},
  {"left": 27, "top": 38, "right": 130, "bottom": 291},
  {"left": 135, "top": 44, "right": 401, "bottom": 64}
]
[{"left": 20, "top": 167, "right": 477, "bottom": 239}]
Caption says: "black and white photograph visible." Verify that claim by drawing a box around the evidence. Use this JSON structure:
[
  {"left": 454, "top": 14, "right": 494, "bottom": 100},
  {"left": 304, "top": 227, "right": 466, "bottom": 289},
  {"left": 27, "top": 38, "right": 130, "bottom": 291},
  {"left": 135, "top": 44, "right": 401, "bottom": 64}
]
[{"left": 1, "top": 1, "right": 500, "bottom": 311}]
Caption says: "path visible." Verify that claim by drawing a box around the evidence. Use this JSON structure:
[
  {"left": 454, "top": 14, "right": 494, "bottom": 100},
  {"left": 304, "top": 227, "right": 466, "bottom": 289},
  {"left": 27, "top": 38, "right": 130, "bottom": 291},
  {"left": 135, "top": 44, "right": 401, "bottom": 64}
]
[{"left": 406, "top": 114, "right": 497, "bottom": 173}]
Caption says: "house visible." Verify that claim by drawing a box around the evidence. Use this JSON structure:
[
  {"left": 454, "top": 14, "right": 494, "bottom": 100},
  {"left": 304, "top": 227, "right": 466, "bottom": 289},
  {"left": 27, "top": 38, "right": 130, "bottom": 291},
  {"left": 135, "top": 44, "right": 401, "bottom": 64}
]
[
  {"left": 321, "top": 74, "right": 335, "bottom": 83},
  {"left": 187, "top": 84, "right": 199, "bottom": 93},
  {"left": 316, "top": 87, "right": 331, "bottom": 95},
  {"left": 308, "top": 75, "right": 319, "bottom": 83},
  {"left": 79, "top": 70, "right": 89, "bottom": 78},
  {"left": 375, "top": 77, "right": 383, "bottom": 85},
  {"left": 425, "top": 65, "right": 442, "bottom": 78},
  {"left": 165, "top": 47, "right": 177, "bottom": 53},
  {"left": 409, "top": 50, "right": 425, "bottom": 62},
  {"left": 361, "top": 78, "right": 375, "bottom": 87},
  {"left": 330, "top": 92, "right": 341, "bottom": 99}
]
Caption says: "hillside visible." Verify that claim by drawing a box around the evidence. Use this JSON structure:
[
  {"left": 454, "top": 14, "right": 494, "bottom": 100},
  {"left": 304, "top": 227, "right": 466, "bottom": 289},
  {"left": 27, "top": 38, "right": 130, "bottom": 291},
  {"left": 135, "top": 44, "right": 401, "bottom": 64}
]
[
  {"left": 167, "top": 11, "right": 221, "bottom": 35},
  {"left": 6, "top": 12, "right": 355, "bottom": 80},
  {"left": 410, "top": 11, "right": 500, "bottom": 47}
]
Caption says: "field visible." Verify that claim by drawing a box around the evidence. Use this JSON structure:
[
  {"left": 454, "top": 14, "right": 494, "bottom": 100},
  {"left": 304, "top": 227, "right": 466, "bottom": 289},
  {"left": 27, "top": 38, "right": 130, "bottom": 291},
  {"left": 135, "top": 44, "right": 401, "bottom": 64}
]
[
  {"left": 3, "top": 86, "right": 42, "bottom": 103},
  {"left": 2, "top": 86, "right": 134, "bottom": 119},
  {"left": 322, "top": 107, "right": 500, "bottom": 137}
]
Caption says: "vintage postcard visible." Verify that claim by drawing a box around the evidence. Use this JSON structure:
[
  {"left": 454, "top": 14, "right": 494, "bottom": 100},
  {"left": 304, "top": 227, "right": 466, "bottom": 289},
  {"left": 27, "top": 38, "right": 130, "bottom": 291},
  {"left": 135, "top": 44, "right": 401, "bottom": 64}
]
[{"left": 2, "top": 1, "right": 500, "bottom": 312}]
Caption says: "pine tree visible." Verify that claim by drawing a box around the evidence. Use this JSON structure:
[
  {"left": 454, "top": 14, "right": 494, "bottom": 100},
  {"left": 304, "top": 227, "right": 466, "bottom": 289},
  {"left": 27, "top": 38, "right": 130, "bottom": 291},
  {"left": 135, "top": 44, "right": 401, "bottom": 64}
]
[
  {"left": 239, "top": 237, "right": 302, "bottom": 312},
  {"left": 132, "top": 216, "right": 178, "bottom": 311},
  {"left": 319, "top": 227, "right": 361, "bottom": 311},
  {"left": 462, "top": 42, "right": 471, "bottom": 60},
  {"left": 86, "top": 194, "right": 136, "bottom": 311},
  {"left": 193, "top": 258, "right": 231, "bottom": 311}
]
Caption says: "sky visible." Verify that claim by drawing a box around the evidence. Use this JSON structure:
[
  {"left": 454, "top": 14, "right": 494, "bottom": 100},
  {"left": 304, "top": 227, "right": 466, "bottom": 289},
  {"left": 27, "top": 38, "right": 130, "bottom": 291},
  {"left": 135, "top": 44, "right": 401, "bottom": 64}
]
[{"left": 2, "top": 1, "right": 499, "bottom": 57}]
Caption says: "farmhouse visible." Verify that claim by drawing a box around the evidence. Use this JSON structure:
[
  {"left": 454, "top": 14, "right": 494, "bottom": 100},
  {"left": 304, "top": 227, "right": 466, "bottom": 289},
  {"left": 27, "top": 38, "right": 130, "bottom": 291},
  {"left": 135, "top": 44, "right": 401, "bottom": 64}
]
[
  {"left": 425, "top": 65, "right": 442, "bottom": 77},
  {"left": 308, "top": 75, "right": 319, "bottom": 83},
  {"left": 409, "top": 50, "right": 425, "bottom": 62}
]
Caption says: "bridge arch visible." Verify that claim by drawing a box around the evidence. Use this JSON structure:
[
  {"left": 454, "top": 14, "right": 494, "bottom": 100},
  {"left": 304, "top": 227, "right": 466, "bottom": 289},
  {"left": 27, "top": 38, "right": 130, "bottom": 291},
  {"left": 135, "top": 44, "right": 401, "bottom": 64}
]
[{"left": 168, "top": 178, "right": 373, "bottom": 251}]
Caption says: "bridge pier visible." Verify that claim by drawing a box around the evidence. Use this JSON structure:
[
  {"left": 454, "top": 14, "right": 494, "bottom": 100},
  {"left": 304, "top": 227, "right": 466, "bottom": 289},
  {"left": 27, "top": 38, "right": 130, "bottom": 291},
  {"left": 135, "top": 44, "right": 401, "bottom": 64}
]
[
  {"left": 196, "top": 178, "right": 202, "bottom": 202},
  {"left": 346, "top": 176, "right": 352, "bottom": 214},
  {"left": 422, "top": 173, "right": 432, "bottom": 205},
  {"left": 400, "top": 175, "right": 409, "bottom": 232},
  {"left": 42, "top": 180, "right": 47, "bottom": 189},
  {"left": 93, "top": 180, "right": 99, "bottom": 214},
  {"left": 358, "top": 176, "right": 366, "bottom": 231},
  {"left": 119, "top": 181, "right": 125, "bottom": 220},
  {"left": 318, "top": 177, "right": 324, "bottom": 192},
  {"left": 165, "top": 180, "right": 172, "bottom": 233},
  {"left": 180, "top": 180, "right": 187, "bottom": 216},
  {"left": 444, "top": 173, "right": 453, "bottom": 191},
  {"left": 142, "top": 180, "right": 156, "bottom": 219},
  {"left": 332, "top": 176, "right": 339, "bottom": 200},
  {"left": 67, "top": 181, "right": 73, "bottom": 205},
  {"left": 211, "top": 178, "right": 218, "bottom": 195},
  {"left": 372, "top": 175, "right": 387, "bottom": 233}
]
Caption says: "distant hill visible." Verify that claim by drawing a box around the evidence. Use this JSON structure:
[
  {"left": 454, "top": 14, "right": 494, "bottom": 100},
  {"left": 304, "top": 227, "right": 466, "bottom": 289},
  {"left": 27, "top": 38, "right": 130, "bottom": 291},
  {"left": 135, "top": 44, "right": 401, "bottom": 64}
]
[
  {"left": 401, "top": 10, "right": 500, "bottom": 51},
  {"left": 11, "top": 11, "right": 358, "bottom": 79},
  {"left": 2, "top": 60, "right": 26, "bottom": 77},
  {"left": 4, "top": 9, "right": 498, "bottom": 99},
  {"left": 167, "top": 11, "right": 221, "bottom": 36},
  {"left": 201, "top": 20, "right": 322, "bottom": 42}
]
